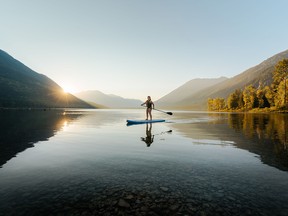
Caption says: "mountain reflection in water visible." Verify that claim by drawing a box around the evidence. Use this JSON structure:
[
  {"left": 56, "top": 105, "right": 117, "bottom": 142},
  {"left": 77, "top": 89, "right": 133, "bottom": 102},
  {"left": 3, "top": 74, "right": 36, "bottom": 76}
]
[
  {"left": 0, "top": 110, "right": 83, "bottom": 168},
  {"left": 228, "top": 113, "right": 288, "bottom": 171},
  {"left": 171, "top": 112, "right": 288, "bottom": 171}
]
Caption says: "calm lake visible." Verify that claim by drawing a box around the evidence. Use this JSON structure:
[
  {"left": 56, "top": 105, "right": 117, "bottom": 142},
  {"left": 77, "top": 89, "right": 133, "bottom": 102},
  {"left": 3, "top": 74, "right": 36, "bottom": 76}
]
[{"left": 0, "top": 109, "right": 287, "bottom": 216}]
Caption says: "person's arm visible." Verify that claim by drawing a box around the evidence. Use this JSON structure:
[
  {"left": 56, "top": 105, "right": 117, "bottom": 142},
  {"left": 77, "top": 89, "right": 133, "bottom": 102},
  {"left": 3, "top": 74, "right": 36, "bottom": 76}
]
[
  {"left": 141, "top": 100, "right": 147, "bottom": 106},
  {"left": 152, "top": 101, "right": 155, "bottom": 109}
]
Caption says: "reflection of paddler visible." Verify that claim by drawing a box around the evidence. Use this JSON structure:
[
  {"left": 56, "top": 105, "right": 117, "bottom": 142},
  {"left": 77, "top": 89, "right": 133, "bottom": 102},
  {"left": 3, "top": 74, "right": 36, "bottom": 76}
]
[{"left": 141, "top": 123, "right": 154, "bottom": 147}]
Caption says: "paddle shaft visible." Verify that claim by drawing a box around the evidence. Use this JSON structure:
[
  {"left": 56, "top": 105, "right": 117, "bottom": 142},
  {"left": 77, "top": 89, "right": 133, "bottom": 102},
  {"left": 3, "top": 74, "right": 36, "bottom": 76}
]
[
  {"left": 153, "top": 108, "right": 173, "bottom": 115},
  {"left": 141, "top": 105, "right": 173, "bottom": 115}
]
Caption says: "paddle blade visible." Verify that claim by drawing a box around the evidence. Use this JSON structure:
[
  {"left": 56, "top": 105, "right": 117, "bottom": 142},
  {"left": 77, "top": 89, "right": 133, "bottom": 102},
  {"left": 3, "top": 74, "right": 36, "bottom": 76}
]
[{"left": 166, "top": 112, "right": 173, "bottom": 115}]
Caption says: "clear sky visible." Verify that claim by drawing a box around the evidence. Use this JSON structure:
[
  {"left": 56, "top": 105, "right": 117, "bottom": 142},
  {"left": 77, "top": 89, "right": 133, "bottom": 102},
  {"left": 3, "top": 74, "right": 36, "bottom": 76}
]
[{"left": 1, "top": 0, "right": 288, "bottom": 100}]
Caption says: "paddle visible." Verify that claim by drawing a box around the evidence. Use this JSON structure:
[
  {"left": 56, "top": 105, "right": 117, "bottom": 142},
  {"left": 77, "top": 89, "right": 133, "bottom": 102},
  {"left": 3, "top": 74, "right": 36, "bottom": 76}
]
[
  {"left": 141, "top": 105, "right": 173, "bottom": 115},
  {"left": 153, "top": 108, "right": 173, "bottom": 115}
]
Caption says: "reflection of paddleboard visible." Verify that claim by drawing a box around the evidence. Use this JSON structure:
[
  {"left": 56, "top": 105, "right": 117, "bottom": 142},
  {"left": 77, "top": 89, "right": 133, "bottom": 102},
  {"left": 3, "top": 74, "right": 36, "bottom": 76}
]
[{"left": 127, "top": 119, "right": 165, "bottom": 125}]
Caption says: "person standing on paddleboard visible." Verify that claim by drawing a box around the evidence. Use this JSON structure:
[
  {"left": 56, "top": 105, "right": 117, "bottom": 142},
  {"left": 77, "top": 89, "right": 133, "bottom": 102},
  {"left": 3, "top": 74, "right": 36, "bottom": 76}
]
[{"left": 141, "top": 96, "right": 155, "bottom": 120}]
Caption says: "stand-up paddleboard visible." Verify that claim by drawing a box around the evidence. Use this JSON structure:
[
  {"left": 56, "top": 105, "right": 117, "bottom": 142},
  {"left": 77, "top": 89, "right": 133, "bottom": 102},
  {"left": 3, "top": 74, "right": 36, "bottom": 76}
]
[{"left": 127, "top": 119, "right": 165, "bottom": 125}]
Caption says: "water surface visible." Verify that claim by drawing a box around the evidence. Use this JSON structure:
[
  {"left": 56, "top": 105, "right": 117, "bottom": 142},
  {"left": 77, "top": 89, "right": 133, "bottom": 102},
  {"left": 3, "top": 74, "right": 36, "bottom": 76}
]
[{"left": 0, "top": 109, "right": 287, "bottom": 216}]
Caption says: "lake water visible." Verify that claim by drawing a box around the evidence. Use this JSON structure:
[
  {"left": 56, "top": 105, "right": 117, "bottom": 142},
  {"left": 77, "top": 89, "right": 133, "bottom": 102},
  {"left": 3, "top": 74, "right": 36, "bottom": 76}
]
[{"left": 0, "top": 109, "right": 288, "bottom": 216}]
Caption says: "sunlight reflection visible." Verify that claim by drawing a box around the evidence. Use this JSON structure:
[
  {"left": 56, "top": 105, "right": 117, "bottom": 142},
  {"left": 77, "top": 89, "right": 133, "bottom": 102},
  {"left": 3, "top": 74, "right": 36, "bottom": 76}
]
[{"left": 62, "top": 120, "right": 68, "bottom": 131}]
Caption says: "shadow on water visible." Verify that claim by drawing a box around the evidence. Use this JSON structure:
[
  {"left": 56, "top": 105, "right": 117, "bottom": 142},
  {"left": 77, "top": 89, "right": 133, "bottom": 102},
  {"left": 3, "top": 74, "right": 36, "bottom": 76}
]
[{"left": 0, "top": 110, "right": 83, "bottom": 168}]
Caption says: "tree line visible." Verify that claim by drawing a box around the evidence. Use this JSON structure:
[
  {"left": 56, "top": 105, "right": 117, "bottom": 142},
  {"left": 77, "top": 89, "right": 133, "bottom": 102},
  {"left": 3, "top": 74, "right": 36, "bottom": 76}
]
[{"left": 208, "top": 59, "right": 288, "bottom": 112}]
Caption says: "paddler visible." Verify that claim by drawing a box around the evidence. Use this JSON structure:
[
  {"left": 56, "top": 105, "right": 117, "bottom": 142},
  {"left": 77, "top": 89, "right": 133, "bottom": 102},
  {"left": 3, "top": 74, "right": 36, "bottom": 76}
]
[{"left": 141, "top": 96, "right": 155, "bottom": 120}]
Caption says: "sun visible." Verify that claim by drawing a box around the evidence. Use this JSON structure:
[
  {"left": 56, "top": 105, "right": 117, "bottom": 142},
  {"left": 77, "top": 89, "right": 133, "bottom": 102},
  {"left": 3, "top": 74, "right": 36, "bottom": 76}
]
[
  {"left": 62, "top": 88, "right": 70, "bottom": 94},
  {"left": 61, "top": 85, "right": 78, "bottom": 94}
]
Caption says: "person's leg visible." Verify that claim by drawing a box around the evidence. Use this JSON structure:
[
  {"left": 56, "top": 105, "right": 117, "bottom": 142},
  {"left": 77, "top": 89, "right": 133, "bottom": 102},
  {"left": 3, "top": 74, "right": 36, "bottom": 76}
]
[
  {"left": 148, "top": 108, "right": 152, "bottom": 120},
  {"left": 146, "top": 109, "right": 148, "bottom": 120}
]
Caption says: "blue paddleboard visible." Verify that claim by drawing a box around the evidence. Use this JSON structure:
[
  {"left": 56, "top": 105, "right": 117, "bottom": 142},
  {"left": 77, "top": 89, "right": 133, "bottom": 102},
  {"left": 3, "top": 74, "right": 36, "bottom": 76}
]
[{"left": 126, "top": 119, "right": 165, "bottom": 125}]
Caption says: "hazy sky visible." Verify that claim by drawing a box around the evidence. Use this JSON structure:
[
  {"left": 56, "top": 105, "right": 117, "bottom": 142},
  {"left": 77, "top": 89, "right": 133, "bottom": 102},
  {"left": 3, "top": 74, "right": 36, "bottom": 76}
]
[{"left": 1, "top": 0, "right": 288, "bottom": 100}]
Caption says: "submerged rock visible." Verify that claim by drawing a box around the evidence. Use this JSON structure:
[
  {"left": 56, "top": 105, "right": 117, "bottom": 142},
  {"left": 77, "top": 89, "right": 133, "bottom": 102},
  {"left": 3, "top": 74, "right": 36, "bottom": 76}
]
[
  {"left": 160, "top": 187, "right": 169, "bottom": 192},
  {"left": 118, "top": 199, "right": 130, "bottom": 208}
]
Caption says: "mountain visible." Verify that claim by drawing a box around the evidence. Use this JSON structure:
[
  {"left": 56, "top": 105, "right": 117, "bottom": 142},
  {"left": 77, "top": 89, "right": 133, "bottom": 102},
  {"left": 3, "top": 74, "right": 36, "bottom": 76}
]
[
  {"left": 75, "top": 90, "right": 143, "bottom": 108},
  {"left": 158, "top": 49, "right": 288, "bottom": 110},
  {"left": 156, "top": 77, "right": 228, "bottom": 107},
  {"left": 0, "top": 50, "right": 94, "bottom": 108}
]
